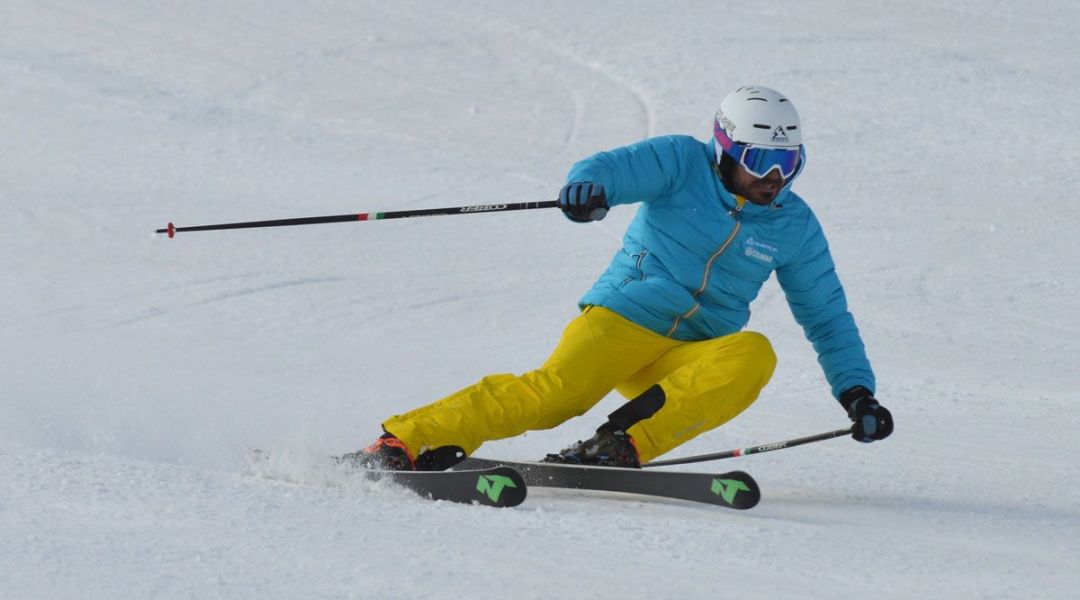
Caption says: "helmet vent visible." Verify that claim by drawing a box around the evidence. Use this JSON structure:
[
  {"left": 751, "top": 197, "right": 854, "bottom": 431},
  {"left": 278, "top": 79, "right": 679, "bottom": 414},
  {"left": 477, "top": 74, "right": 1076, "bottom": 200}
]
[
  {"left": 786, "top": 125, "right": 798, "bottom": 130},
  {"left": 747, "top": 97, "right": 767, "bottom": 102},
  {"left": 753, "top": 124, "right": 771, "bottom": 129},
  {"left": 779, "top": 98, "right": 790, "bottom": 103}
]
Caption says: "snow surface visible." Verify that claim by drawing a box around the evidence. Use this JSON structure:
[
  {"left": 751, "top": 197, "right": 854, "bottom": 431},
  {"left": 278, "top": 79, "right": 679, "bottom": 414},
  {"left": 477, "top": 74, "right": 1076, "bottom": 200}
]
[{"left": 2, "top": 1, "right": 1079, "bottom": 598}]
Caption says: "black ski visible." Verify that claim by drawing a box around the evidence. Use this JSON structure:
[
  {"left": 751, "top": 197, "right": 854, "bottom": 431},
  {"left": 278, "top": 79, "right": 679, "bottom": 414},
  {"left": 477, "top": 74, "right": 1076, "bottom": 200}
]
[
  {"left": 360, "top": 466, "right": 528, "bottom": 508},
  {"left": 455, "top": 458, "right": 759, "bottom": 510},
  {"left": 245, "top": 450, "right": 527, "bottom": 508}
]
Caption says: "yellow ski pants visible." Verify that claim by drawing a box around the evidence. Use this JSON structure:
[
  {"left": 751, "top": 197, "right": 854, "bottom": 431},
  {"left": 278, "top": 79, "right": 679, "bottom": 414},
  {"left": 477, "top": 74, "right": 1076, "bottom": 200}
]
[{"left": 383, "top": 306, "right": 776, "bottom": 463}]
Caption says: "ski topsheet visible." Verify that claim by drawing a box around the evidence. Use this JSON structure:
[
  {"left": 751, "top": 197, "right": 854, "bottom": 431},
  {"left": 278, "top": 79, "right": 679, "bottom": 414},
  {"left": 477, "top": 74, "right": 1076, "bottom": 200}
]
[
  {"left": 455, "top": 457, "right": 760, "bottom": 510},
  {"left": 362, "top": 466, "right": 528, "bottom": 508}
]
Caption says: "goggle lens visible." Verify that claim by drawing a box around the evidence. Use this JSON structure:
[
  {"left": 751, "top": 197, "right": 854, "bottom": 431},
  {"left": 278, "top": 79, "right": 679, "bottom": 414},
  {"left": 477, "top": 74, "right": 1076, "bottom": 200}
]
[
  {"left": 714, "top": 123, "right": 801, "bottom": 179},
  {"left": 738, "top": 145, "right": 801, "bottom": 179}
]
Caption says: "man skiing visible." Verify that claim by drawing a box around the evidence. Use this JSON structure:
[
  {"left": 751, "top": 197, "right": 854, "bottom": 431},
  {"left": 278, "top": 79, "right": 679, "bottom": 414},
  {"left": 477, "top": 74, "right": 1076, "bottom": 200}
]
[{"left": 346, "top": 85, "right": 893, "bottom": 471}]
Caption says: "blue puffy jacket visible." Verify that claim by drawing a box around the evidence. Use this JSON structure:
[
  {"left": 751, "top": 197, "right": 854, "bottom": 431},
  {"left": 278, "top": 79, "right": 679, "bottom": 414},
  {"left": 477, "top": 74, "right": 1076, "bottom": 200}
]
[{"left": 567, "top": 135, "right": 874, "bottom": 399}]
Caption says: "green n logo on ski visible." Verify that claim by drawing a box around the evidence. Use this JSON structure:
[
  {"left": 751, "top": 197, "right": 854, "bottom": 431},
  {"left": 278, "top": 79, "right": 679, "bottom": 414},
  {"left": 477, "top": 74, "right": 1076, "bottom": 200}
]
[
  {"left": 710, "top": 478, "right": 750, "bottom": 504},
  {"left": 476, "top": 474, "right": 518, "bottom": 503}
]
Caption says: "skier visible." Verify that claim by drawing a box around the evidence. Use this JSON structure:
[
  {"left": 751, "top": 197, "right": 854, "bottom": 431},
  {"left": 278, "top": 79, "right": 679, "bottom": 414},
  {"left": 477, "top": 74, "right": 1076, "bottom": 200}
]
[{"left": 345, "top": 85, "right": 893, "bottom": 471}]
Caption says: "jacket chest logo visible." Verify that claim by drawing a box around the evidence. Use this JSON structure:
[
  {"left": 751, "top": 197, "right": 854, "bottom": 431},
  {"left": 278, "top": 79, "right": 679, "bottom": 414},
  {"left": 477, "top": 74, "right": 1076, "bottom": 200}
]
[{"left": 744, "top": 237, "right": 778, "bottom": 264}]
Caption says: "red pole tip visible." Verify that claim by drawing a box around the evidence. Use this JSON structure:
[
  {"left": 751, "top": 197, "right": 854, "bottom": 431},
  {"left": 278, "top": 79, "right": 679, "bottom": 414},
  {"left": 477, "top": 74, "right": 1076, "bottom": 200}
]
[{"left": 167, "top": 222, "right": 175, "bottom": 238}]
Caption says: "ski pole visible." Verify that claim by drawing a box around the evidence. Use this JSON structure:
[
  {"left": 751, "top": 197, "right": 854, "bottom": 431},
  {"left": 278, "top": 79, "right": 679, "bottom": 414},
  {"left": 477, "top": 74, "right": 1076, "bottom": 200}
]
[
  {"left": 156, "top": 200, "right": 559, "bottom": 238},
  {"left": 642, "top": 426, "right": 853, "bottom": 468}
]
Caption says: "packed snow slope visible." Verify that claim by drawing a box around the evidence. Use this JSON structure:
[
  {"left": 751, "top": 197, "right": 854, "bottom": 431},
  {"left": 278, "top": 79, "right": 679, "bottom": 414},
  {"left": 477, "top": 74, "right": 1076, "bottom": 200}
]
[{"left": 3, "top": 1, "right": 1079, "bottom": 598}]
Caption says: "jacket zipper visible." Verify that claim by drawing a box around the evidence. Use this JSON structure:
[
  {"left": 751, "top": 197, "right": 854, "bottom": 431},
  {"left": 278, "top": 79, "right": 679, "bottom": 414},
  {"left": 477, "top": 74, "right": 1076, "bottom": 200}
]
[
  {"left": 620, "top": 249, "right": 650, "bottom": 288},
  {"left": 665, "top": 221, "right": 742, "bottom": 338},
  {"left": 636, "top": 249, "right": 649, "bottom": 271}
]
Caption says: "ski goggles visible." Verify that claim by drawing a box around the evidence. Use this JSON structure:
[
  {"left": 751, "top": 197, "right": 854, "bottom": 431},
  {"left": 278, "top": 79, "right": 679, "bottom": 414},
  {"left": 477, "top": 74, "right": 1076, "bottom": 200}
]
[{"left": 714, "top": 122, "right": 802, "bottom": 179}]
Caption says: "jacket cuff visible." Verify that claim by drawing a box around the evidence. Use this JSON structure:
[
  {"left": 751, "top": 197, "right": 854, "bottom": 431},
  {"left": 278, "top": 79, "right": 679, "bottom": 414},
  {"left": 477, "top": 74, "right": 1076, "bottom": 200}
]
[{"left": 838, "top": 385, "right": 875, "bottom": 415}]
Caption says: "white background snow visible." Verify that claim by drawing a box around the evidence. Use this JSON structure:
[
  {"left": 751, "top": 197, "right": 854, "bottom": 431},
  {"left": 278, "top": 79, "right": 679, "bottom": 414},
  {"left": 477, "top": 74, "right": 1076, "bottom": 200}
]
[{"left": 3, "top": 1, "right": 1079, "bottom": 598}]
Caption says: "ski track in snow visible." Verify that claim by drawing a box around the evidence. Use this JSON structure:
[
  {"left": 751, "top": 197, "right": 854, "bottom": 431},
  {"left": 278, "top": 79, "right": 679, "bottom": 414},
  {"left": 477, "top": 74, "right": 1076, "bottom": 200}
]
[{"left": 2, "top": 1, "right": 1080, "bottom": 598}]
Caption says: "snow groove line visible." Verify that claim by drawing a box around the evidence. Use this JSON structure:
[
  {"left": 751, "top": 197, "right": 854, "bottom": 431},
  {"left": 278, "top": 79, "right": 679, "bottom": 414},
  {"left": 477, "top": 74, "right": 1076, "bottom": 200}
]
[
  {"left": 112, "top": 277, "right": 344, "bottom": 326},
  {"left": 512, "top": 27, "right": 655, "bottom": 140},
  {"left": 562, "top": 88, "right": 586, "bottom": 154},
  {"left": 379, "top": 6, "right": 655, "bottom": 142},
  {"left": 193, "top": 276, "right": 345, "bottom": 304}
]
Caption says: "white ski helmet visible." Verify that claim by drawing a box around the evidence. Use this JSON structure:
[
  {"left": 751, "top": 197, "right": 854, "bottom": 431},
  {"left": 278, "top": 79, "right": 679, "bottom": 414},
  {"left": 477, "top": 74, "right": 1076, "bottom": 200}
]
[
  {"left": 715, "top": 86, "right": 801, "bottom": 148},
  {"left": 713, "top": 86, "right": 804, "bottom": 179}
]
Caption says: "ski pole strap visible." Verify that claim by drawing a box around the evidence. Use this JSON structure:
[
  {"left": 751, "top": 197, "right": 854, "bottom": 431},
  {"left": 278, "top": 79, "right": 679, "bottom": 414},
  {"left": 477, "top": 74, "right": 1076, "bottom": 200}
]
[
  {"left": 157, "top": 200, "right": 559, "bottom": 238},
  {"left": 642, "top": 426, "right": 853, "bottom": 468}
]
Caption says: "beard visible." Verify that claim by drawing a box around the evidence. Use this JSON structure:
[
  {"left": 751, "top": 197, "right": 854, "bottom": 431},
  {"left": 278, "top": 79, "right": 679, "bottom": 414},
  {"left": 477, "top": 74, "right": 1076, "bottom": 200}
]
[{"left": 746, "top": 181, "right": 781, "bottom": 205}]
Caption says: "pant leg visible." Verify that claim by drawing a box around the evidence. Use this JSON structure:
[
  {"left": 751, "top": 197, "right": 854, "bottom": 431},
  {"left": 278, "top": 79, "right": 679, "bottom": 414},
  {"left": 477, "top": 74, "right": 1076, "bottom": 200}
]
[
  {"left": 616, "top": 331, "right": 777, "bottom": 463},
  {"left": 382, "top": 307, "right": 679, "bottom": 456}
]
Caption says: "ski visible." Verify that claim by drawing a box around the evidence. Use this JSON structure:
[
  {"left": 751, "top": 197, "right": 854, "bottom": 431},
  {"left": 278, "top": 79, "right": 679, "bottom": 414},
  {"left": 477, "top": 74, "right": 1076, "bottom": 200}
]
[
  {"left": 357, "top": 466, "right": 528, "bottom": 508},
  {"left": 454, "top": 458, "right": 759, "bottom": 510},
  {"left": 245, "top": 450, "right": 527, "bottom": 508}
]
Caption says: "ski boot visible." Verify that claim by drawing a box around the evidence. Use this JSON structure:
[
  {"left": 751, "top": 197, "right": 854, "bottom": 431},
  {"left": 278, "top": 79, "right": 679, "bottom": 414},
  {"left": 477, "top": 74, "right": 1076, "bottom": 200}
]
[
  {"left": 543, "top": 428, "right": 641, "bottom": 468},
  {"left": 339, "top": 434, "right": 468, "bottom": 472},
  {"left": 339, "top": 433, "right": 416, "bottom": 471}
]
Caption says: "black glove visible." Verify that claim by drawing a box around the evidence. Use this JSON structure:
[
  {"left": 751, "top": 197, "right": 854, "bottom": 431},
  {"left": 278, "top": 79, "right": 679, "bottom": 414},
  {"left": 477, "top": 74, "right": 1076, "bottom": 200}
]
[
  {"left": 559, "top": 182, "right": 609, "bottom": 222},
  {"left": 838, "top": 386, "right": 893, "bottom": 443}
]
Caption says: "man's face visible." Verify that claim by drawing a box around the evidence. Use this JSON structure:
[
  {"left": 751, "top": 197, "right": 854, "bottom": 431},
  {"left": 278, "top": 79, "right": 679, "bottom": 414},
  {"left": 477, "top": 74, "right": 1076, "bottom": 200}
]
[{"left": 730, "top": 163, "right": 785, "bottom": 206}]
